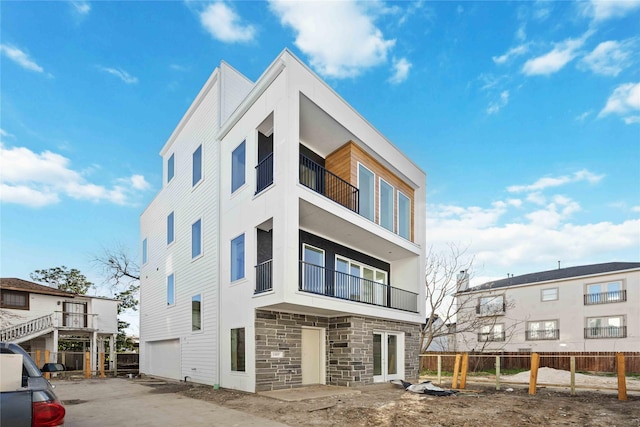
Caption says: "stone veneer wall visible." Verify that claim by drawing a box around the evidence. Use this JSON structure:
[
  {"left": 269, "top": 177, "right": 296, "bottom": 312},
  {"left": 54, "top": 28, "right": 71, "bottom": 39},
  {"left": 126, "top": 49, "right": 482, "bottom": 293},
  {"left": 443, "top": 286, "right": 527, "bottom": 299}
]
[{"left": 255, "top": 309, "right": 420, "bottom": 391}]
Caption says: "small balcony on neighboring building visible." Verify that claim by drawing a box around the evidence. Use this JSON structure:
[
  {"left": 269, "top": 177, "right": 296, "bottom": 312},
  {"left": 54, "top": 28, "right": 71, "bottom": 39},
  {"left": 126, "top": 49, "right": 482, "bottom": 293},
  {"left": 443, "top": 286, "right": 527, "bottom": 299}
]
[
  {"left": 584, "top": 326, "right": 627, "bottom": 339},
  {"left": 583, "top": 290, "right": 627, "bottom": 305}
]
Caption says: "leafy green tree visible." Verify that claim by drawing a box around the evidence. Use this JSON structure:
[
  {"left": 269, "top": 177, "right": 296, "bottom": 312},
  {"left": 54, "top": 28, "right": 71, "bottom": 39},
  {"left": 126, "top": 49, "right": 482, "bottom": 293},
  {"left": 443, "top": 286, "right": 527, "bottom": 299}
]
[{"left": 30, "top": 266, "right": 93, "bottom": 294}]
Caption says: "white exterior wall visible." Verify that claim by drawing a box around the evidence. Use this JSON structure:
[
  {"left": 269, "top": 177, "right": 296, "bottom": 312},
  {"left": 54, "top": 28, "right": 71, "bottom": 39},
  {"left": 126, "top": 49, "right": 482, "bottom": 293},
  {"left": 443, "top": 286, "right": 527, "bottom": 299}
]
[
  {"left": 2, "top": 294, "right": 61, "bottom": 326},
  {"left": 456, "top": 268, "right": 640, "bottom": 352},
  {"left": 89, "top": 298, "right": 119, "bottom": 334}
]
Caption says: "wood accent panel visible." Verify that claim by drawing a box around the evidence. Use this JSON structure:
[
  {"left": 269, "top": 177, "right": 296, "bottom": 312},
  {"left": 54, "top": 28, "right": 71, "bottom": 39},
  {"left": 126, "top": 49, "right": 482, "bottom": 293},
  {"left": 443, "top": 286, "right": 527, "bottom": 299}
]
[{"left": 325, "top": 141, "right": 415, "bottom": 242}]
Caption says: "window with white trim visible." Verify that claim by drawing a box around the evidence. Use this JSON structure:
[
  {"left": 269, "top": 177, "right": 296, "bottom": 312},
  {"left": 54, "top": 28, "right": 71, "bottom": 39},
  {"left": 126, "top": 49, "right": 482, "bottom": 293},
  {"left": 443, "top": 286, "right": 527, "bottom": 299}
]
[
  {"left": 478, "top": 323, "right": 505, "bottom": 341},
  {"left": 397, "top": 191, "right": 410, "bottom": 240},
  {"left": 358, "top": 164, "right": 375, "bottom": 221},
  {"left": 585, "top": 281, "right": 625, "bottom": 305},
  {"left": 477, "top": 295, "right": 505, "bottom": 316},
  {"left": 302, "top": 244, "right": 325, "bottom": 294},
  {"left": 231, "top": 234, "right": 245, "bottom": 281},
  {"left": 335, "top": 255, "right": 387, "bottom": 305},
  {"left": 526, "top": 320, "right": 559, "bottom": 340},
  {"left": 585, "top": 315, "right": 626, "bottom": 338},
  {"left": 167, "top": 153, "right": 175, "bottom": 183},
  {"left": 142, "top": 238, "right": 148, "bottom": 265},
  {"left": 379, "top": 178, "right": 394, "bottom": 232},
  {"left": 192, "top": 145, "right": 202, "bottom": 186},
  {"left": 192, "top": 294, "right": 201, "bottom": 331},
  {"left": 231, "top": 328, "right": 245, "bottom": 371},
  {"left": 541, "top": 287, "right": 558, "bottom": 301},
  {"left": 192, "top": 219, "right": 202, "bottom": 258},
  {"left": 167, "top": 273, "right": 175, "bottom": 306},
  {"left": 231, "top": 141, "right": 246, "bottom": 193},
  {"left": 167, "top": 212, "right": 175, "bottom": 245}
]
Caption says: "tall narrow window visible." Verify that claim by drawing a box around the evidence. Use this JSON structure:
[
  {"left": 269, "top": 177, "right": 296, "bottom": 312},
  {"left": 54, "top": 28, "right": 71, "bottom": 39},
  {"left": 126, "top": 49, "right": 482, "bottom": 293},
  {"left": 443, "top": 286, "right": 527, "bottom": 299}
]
[
  {"left": 231, "top": 328, "right": 245, "bottom": 371},
  {"left": 303, "top": 245, "right": 325, "bottom": 294},
  {"left": 231, "top": 234, "right": 245, "bottom": 281},
  {"left": 379, "top": 179, "right": 394, "bottom": 231},
  {"left": 192, "top": 145, "right": 202, "bottom": 186},
  {"left": 358, "top": 164, "right": 375, "bottom": 221},
  {"left": 167, "top": 274, "right": 175, "bottom": 306},
  {"left": 142, "top": 238, "right": 148, "bottom": 265},
  {"left": 192, "top": 219, "right": 202, "bottom": 258},
  {"left": 167, "top": 212, "right": 175, "bottom": 245},
  {"left": 192, "top": 294, "right": 202, "bottom": 331},
  {"left": 167, "top": 153, "right": 175, "bottom": 183},
  {"left": 398, "top": 192, "right": 410, "bottom": 240},
  {"left": 231, "top": 141, "right": 246, "bottom": 193}
]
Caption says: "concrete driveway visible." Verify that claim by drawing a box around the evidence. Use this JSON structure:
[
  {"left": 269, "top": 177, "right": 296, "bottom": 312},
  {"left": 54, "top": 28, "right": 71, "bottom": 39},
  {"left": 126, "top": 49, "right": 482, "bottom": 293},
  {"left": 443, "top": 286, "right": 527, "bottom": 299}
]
[{"left": 53, "top": 378, "right": 289, "bottom": 427}]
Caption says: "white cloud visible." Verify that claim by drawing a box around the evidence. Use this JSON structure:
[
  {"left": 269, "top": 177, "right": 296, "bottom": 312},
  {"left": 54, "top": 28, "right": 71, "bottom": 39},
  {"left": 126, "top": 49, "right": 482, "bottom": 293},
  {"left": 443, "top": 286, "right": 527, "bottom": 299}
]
[
  {"left": 98, "top": 66, "right": 138, "bottom": 84},
  {"left": 598, "top": 82, "right": 640, "bottom": 121},
  {"left": 70, "top": 1, "right": 90, "bottom": 15},
  {"left": 516, "top": 25, "right": 527, "bottom": 42},
  {"left": 388, "top": 57, "right": 411, "bottom": 84},
  {"left": 493, "top": 44, "right": 528, "bottom": 65},
  {"left": 575, "top": 111, "right": 592, "bottom": 122},
  {"left": 508, "top": 169, "right": 604, "bottom": 193},
  {"left": 0, "top": 129, "right": 14, "bottom": 139},
  {"left": 633, "top": 206, "right": 640, "bottom": 213},
  {"left": 623, "top": 115, "right": 640, "bottom": 124},
  {"left": 199, "top": 1, "right": 256, "bottom": 43},
  {"left": 0, "top": 44, "right": 45, "bottom": 73},
  {"left": 583, "top": 0, "right": 640, "bottom": 22},
  {"left": 0, "top": 143, "right": 151, "bottom": 208},
  {"left": 581, "top": 39, "right": 636, "bottom": 76},
  {"left": 269, "top": 0, "right": 395, "bottom": 78},
  {"left": 522, "top": 34, "right": 589, "bottom": 76},
  {"left": 486, "top": 90, "right": 509, "bottom": 115}
]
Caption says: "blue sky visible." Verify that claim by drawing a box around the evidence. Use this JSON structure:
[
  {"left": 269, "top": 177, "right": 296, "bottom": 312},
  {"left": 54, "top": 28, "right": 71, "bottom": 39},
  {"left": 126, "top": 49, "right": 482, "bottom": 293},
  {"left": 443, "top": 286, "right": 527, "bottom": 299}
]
[{"left": 1, "top": 1, "right": 639, "bottom": 330}]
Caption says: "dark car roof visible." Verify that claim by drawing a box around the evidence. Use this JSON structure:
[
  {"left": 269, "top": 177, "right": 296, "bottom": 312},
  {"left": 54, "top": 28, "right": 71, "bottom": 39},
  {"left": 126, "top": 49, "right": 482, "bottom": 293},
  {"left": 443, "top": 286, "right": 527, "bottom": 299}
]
[{"left": 464, "top": 262, "right": 640, "bottom": 293}]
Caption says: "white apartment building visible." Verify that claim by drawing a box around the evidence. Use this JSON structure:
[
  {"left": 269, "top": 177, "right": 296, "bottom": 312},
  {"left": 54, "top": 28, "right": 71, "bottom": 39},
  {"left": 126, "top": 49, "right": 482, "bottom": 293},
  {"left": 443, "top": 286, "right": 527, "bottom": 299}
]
[
  {"left": 139, "top": 49, "right": 426, "bottom": 392},
  {"left": 454, "top": 262, "right": 640, "bottom": 353}
]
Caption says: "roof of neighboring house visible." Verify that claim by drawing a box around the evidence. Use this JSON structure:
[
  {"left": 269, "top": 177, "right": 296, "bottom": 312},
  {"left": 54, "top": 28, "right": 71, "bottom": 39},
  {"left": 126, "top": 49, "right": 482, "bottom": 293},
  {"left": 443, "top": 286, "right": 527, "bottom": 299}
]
[
  {"left": 0, "top": 278, "right": 79, "bottom": 298},
  {"left": 462, "top": 262, "right": 640, "bottom": 293}
]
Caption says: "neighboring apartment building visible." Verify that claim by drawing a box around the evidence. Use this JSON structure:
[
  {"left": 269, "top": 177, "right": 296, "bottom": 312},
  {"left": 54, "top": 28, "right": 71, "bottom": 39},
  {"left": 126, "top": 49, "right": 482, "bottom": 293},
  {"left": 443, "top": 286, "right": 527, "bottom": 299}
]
[
  {"left": 0, "top": 278, "right": 120, "bottom": 369},
  {"left": 454, "top": 262, "right": 640, "bottom": 353},
  {"left": 139, "top": 49, "right": 426, "bottom": 393}
]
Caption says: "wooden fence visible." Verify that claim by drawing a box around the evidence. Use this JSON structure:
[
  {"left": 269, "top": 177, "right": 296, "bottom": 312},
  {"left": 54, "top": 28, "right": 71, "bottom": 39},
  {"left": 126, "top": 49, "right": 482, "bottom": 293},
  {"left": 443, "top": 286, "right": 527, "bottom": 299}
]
[{"left": 420, "top": 352, "right": 640, "bottom": 374}]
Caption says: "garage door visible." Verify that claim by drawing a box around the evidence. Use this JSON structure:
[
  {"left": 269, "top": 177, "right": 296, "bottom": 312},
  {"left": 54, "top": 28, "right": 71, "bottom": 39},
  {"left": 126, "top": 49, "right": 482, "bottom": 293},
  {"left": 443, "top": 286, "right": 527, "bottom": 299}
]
[{"left": 147, "top": 339, "right": 180, "bottom": 380}]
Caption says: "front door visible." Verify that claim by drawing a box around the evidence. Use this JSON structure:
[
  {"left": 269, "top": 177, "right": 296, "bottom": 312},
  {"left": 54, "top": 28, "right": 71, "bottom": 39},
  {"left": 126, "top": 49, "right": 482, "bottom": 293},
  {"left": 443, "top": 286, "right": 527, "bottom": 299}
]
[
  {"left": 301, "top": 328, "right": 324, "bottom": 385},
  {"left": 373, "top": 332, "right": 402, "bottom": 382}
]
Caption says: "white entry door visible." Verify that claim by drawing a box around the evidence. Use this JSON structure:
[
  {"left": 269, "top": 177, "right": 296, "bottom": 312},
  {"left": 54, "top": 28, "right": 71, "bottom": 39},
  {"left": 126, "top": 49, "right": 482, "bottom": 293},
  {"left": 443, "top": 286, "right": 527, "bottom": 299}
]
[
  {"left": 373, "top": 332, "right": 403, "bottom": 382},
  {"left": 301, "top": 328, "right": 324, "bottom": 385}
]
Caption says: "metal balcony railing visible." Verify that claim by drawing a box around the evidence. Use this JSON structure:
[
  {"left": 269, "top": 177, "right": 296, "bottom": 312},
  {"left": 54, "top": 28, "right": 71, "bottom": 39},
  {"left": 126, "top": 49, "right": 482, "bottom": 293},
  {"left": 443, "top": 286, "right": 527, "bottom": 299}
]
[
  {"left": 583, "top": 290, "right": 627, "bottom": 305},
  {"left": 477, "top": 331, "right": 506, "bottom": 342},
  {"left": 255, "top": 260, "right": 273, "bottom": 294},
  {"left": 584, "top": 326, "right": 627, "bottom": 339},
  {"left": 255, "top": 153, "right": 274, "bottom": 194},
  {"left": 525, "top": 329, "right": 560, "bottom": 340},
  {"left": 299, "top": 155, "right": 359, "bottom": 213},
  {"left": 298, "top": 261, "right": 418, "bottom": 312}
]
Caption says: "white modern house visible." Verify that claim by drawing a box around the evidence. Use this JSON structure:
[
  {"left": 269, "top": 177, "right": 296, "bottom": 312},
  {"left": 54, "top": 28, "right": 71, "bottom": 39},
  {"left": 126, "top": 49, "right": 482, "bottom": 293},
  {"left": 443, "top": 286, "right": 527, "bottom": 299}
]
[
  {"left": 454, "top": 262, "right": 640, "bottom": 353},
  {"left": 0, "top": 278, "right": 120, "bottom": 370},
  {"left": 139, "top": 49, "right": 427, "bottom": 392}
]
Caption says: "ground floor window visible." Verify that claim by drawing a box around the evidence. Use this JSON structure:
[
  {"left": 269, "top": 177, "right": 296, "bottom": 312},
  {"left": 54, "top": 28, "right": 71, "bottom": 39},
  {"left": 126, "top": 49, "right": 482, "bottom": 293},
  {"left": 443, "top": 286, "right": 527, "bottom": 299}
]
[
  {"left": 231, "top": 328, "right": 245, "bottom": 371},
  {"left": 191, "top": 294, "right": 201, "bottom": 331}
]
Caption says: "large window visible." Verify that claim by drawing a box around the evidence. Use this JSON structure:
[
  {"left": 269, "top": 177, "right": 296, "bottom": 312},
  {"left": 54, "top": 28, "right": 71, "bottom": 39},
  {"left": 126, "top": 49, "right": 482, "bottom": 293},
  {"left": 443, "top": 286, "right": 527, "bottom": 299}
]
[
  {"left": 358, "top": 164, "right": 374, "bottom": 221},
  {"left": 231, "top": 234, "right": 245, "bottom": 281},
  {"left": 585, "top": 316, "right": 626, "bottom": 339},
  {"left": 477, "top": 295, "right": 505, "bottom": 316},
  {"left": 335, "top": 256, "right": 386, "bottom": 305},
  {"left": 167, "top": 212, "right": 175, "bottom": 245},
  {"left": 192, "top": 145, "right": 202, "bottom": 186},
  {"left": 231, "top": 328, "right": 245, "bottom": 372},
  {"left": 192, "top": 219, "right": 202, "bottom": 259},
  {"left": 167, "top": 274, "right": 175, "bottom": 306},
  {"left": 167, "top": 153, "right": 175, "bottom": 183},
  {"left": 526, "top": 320, "right": 559, "bottom": 340},
  {"left": 379, "top": 178, "right": 394, "bottom": 232},
  {"left": 142, "top": 238, "right": 148, "bottom": 265},
  {"left": 302, "top": 245, "right": 325, "bottom": 294},
  {"left": 397, "top": 191, "right": 410, "bottom": 240},
  {"left": 1, "top": 290, "right": 29, "bottom": 310},
  {"left": 478, "top": 324, "right": 505, "bottom": 342},
  {"left": 192, "top": 294, "right": 202, "bottom": 331},
  {"left": 231, "top": 141, "right": 246, "bottom": 193},
  {"left": 585, "top": 281, "right": 625, "bottom": 305},
  {"left": 541, "top": 287, "right": 558, "bottom": 302}
]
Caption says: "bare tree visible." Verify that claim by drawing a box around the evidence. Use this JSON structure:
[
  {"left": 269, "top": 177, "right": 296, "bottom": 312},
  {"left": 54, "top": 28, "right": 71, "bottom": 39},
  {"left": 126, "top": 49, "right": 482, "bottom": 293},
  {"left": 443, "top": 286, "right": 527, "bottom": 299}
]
[{"left": 92, "top": 243, "right": 140, "bottom": 312}]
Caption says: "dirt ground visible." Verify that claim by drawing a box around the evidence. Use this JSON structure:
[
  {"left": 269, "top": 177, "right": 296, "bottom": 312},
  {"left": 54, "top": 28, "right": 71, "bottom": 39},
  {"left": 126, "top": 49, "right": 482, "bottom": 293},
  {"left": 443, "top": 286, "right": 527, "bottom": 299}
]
[{"left": 153, "top": 380, "right": 640, "bottom": 427}]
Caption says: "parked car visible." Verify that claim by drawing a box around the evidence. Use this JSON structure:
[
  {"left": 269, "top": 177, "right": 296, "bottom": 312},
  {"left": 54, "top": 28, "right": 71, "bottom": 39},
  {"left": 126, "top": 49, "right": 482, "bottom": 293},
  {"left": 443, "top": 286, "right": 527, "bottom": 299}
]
[{"left": 0, "top": 342, "right": 65, "bottom": 427}]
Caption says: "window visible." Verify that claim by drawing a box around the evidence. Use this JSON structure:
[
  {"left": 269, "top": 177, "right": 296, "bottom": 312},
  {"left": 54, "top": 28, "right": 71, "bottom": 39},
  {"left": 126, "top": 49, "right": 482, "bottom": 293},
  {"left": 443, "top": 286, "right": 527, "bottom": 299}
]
[
  {"left": 192, "top": 219, "right": 202, "bottom": 258},
  {"left": 585, "top": 316, "right": 626, "bottom": 339},
  {"left": 541, "top": 287, "right": 558, "bottom": 301},
  {"left": 142, "top": 238, "right": 148, "bottom": 265},
  {"left": 231, "top": 141, "right": 246, "bottom": 193},
  {"left": 477, "top": 295, "right": 505, "bottom": 316},
  {"left": 192, "top": 294, "right": 202, "bottom": 331},
  {"left": 358, "top": 164, "right": 374, "bottom": 221},
  {"left": 398, "top": 191, "right": 410, "bottom": 240},
  {"left": 167, "top": 274, "right": 175, "bottom": 306},
  {"left": 231, "top": 234, "right": 245, "bottom": 281},
  {"left": 526, "top": 320, "right": 559, "bottom": 340},
  {"left": 585, "top": 281, "right": 626, "bottom": 305},
  {"left": 379, "top": 178, "right": 394, "bottom": 232},
  {"left": 302, "top": 245, "right": 325, "bottom": 294},
  {"left": 231, "top": 328, "right": 245, "bottom": 372},
  {"left": 335, "top": 256, "right": 387, "bottom": 305},
  {"left": 167, "top": 212, "right": 175, "bottom": 245},
  {"left": 192, "top": 145, "right": 202, "bottom": 186},
  {"left": 478, "top": 324, "right": 505, "bottom": 342},
  {"left": 167, "top": 153, "right": 175, "bottom": 183},
  {"left": 1, "top": 290, "right": 29, "bottom": 310}
]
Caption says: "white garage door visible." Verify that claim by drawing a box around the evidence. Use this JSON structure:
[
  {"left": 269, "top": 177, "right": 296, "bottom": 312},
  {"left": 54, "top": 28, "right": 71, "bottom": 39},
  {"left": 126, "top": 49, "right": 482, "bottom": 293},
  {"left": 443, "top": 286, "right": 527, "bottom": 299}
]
[{"left": 147, "top": 339, "right": 180, "bottom": 380}]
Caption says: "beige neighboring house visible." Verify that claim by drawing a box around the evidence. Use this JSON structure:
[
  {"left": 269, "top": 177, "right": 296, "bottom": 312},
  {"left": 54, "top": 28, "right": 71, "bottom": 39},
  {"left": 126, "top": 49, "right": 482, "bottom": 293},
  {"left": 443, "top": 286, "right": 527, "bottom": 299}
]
[
  {"left": 454, "top": 262, "right": 640, "bottom": 353},
  {"left": 0, "top": 278, "right": 120, "bottom": 370}
]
